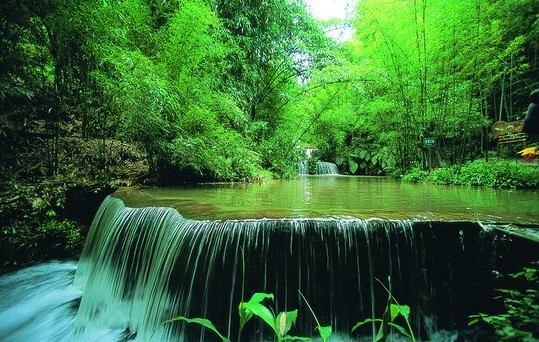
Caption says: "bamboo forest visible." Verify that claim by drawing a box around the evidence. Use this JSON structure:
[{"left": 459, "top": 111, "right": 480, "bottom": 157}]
[{"left": 0, "top": 0, "right": 538, "bottom": 341}]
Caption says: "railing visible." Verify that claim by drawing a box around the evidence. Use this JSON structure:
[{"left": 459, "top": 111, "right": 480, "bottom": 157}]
[{"left": 491, "top": 120, "right": 527, "bottom": 155}]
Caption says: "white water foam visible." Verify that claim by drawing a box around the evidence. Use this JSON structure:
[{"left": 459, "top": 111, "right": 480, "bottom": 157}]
[{"left": 0, "top": 261, "right": 81, "bottom": 342}]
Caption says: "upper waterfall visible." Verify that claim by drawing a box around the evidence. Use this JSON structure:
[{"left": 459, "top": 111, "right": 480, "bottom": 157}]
[{"left": 316, "top": 161, "right": 339, "bottom": 175}]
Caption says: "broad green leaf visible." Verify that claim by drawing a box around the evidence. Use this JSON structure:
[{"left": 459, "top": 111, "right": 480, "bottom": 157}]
[
  {"left": 375, "top": 325, "right": 385, "bottom": 341},
  {"left": 242, "top": 301, "right": 277, "bottom": 335},
  {"left": 349, "top": 160, "right": 358, "bottom": 174},
  {"left": 388, "top": 322, "right": 413, "bottom": 340},
  {"left": 239, "top": 292, "right": 274, "bottom": 331},
  {"left": 248, "top": 292, "right": 275, "bottom": 303},
  {"left": 390, "top": 304, "right": 399, "bottom": 321},
  {"left": 278, "top": 310, "right": 298, "bottom": 337},
  {"left": 316, "top": 325, "right": 332, "bottom": 342},
  {"left": 359, "top": 150, "right": 367, "bottom": 159},
  {"left": 397, "top": 304, "right": 410, "bottom": 320},
  {"left": 238, "top": 303, "right": 253, "bottom": 332},
  {"left": 390, "top": 303, "right": 410, "bottom": 321},
  {"left": 163, "top": 316, "right": 230, "bottom": 342},
  {"left": 351, "top": 318, "right": 383, "bottom": 332}
]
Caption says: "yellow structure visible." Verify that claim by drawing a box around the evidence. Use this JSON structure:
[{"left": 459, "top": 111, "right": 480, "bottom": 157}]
[{"left": 517, "top": 146, "right": 539, "bottom": 160}]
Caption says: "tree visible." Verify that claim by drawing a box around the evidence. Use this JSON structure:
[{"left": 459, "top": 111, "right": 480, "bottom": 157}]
[
  {"left": 347, "top": 0, "right": 538, "bottom": 170},
  {"left": 0, "top": 0, "right": 99, "bottom": 175},
  {"left": 214, "top": 0, "right": 328, "bottom": 127}
]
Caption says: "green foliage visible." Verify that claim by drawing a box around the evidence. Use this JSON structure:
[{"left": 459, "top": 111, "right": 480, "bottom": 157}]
[
  {"left": 293, "top": 0, "right": 538, "bottom": 174},
  {"left": 166, "top": 285, "right": 417, "bottom": 342},
  {"left": 239, "top": 293, "right": 306, "bottom": 342},
  {"left": 352, "top": 303, "right": 413, "bottom": 341},
  {"left": 402, "top": 159, "right": 539, "bottom": 189},
  {"left": 0, "top": 180, "right": 85, "bottom": 269},
  {"left": 469, "top": 262, "right": 538, "bottom": 341},
  {"left": 2, "top": 219, "right": 82, "bottom": 267},
  {"left": 78, "top": 0, "right": 330, "bottom": 182},
  {"left": 165, "top": 292, "right": 319, "bottom": 342},
  {"left": 163, "top": 316, "right": 231, "bottom": 342},
  {"left": 352, "top": 278, "right": 415, "bottom": 342},
  {"left": 1, "top": 180, "right": 67, "bottom": 224},
  {"left": 167, "top": 126, "right": 265, "bottom": 182},
  {"left": 256, "top": 126, "right": 303, "bottom": 179},
  {"left": 298, "top": 290, "right": 332, "bottom": 342},
  {"left": 82, "top": 0, "right": 258, "bottom": 181},
  {"left": 401, "top": 168, "right": 429, "bottom": 183},
  {"left": 2, "top": 0, "right": 538, "bottom": 183},
  {"left": 215, "top": 0, "right": 330, "bottom": 123},
  {"left": 338, "top": 141, "right": 398, "bottom": 176}
]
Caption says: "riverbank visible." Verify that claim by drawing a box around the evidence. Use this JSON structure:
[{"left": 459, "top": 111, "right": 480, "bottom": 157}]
[
  {"left": 402, "top": 158, "right": 539, "bottom": 189},
  {"left": 0, "top": 178, "right": 116, "bottom": 273},
  {"left": 2, "top": 149, "right": 537, "bottom": 273},
  {"left": 0, "top": 136, "right": 148, "bottom": 273}
]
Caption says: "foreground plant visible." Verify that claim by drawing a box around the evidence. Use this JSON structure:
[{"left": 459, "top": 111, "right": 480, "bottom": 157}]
[
  {"left": 164, "top": 280, "right": 417, "bottom": 341},
  {"left": 163, "top": 316, "right": 230, "bottom": 342},
  {"left": 298, "top": 290, "right": 332, "bottom": 342},
  {"left": 351, "top": 277, "right": 415, "bottom": 342},
  {"left": 469, "top": 262, "right": 538, "bottom": 341},
  {"left": 239, "top": 292, "right": 311, "bottom": 342},
  {"left": 164, "top": 292, "right": 320, "bottom": 342}
]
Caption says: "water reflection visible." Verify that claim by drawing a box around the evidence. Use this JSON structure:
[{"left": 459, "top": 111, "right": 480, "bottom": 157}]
[{"left": 115, "top": 175, "right": 539, "bottom": 223}]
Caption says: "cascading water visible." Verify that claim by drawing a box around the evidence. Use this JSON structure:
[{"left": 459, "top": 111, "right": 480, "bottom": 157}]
[
  {"left": 316, "top": 161, "right": 339, "bottom": 175},
  {"left": 73, "top": 197, "right": 433, "bottom": 341},
  {"left": 297, "top": 160, "right": 309, "bottom": 175},
  {"left": 1, "top": 196, "right": 537, "bottom": 341},
  {"left": 0, "top": 261, "right": 81, "bottom": 342}
]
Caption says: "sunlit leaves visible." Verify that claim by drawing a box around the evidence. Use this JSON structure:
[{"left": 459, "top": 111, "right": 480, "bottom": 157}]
[
  {"left": 315, "top": 0, "right": 539, "bottom": 170},
  {"left": 159, "top": 0, "right": 226, "bottom": 84},
  {"left": 215, "top": 0, "right": 330, "bottom": 121},
  {"left": 238, "top": 292, "right": 307, "bottom": 342}
]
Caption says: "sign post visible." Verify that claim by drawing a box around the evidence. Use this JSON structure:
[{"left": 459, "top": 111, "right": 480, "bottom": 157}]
[
  {"left": 422, "top": 137, "right": 436, "bottom": 148},
  {"left": 422, "top": 137, "right": 436, "bottom": 170}
]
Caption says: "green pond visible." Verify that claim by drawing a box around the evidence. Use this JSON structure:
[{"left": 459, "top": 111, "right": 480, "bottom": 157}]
[{"left": 114, "top": 175, "right": 539, "bottom": 224}]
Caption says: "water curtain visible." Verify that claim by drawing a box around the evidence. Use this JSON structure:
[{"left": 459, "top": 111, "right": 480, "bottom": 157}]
[
  {"left": 316, "top": 161, "right": 339, "bottom": 174},
  {"left": 70, "top": 196, "right": 507, "bottom": 341}
]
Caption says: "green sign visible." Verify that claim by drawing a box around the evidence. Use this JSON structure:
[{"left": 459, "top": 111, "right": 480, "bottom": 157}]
[{"left": 423, "top": 137, "right": 436, "bottom": 148}]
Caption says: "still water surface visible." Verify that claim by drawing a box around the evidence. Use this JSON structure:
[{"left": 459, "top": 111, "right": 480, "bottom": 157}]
[{"left": 115, "top": 176, "right": 539, "bottom": 223}]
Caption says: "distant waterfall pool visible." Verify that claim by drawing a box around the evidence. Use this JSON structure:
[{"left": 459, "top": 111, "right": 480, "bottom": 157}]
[
  {"left": 297, "top": 160, "right": 339, "bottom": 175},
  {"left": 316, "top": 161, "right": 339, "bottom": 174}
]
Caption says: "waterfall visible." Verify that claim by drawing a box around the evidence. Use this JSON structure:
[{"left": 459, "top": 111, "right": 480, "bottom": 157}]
[
  {"left": 316, "top": 161, "right": 339, "bottom": 175},
  {"left": 2, "top": 196, "right": 537, "bottom": 341},
  {"left": 0, "top": 261, "right": 81, "bottom": 342},
  {"left": 297, "top": 160, "right": 309, "bottom": 175},
  {"left": 68, "top": 196, "right": 512, "bottom": 341}
]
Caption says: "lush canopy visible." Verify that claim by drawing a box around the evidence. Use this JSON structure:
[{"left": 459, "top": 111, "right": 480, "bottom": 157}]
[{"left": 1, "top": 0, "right": 538, "bottom": 182}]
